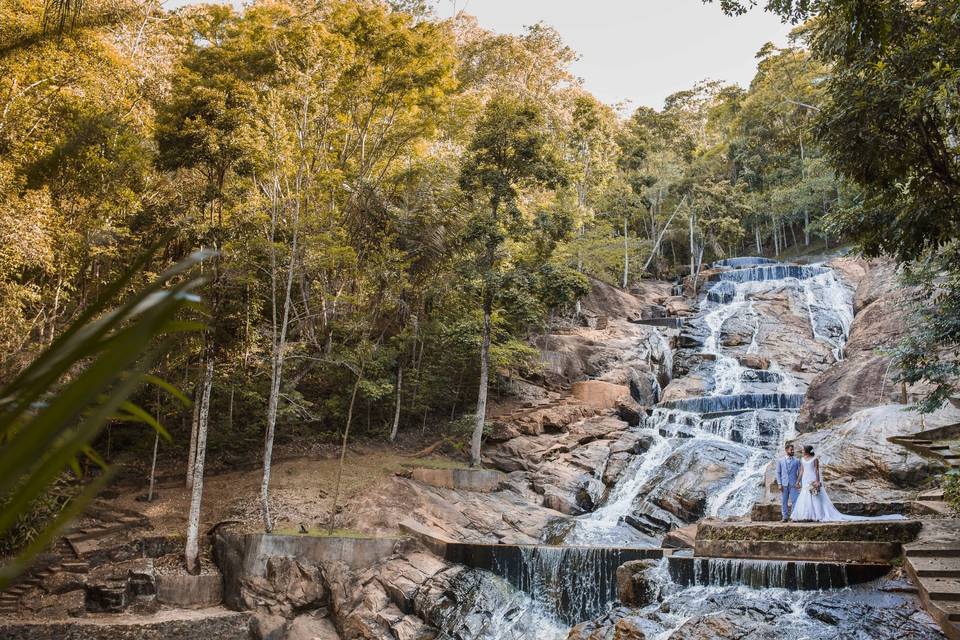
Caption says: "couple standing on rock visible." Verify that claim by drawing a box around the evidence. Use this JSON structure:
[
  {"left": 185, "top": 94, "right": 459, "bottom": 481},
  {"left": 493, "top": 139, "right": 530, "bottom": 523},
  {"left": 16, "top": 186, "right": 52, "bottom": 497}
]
[{"left": 775, "top": 442, "right": 906, "bottom": 523}]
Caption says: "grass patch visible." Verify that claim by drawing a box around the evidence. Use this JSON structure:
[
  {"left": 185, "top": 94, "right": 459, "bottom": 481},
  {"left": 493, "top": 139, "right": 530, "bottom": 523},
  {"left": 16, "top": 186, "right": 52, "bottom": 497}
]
[
  {"left": 391, "top": 457, "right": 471, "bottom": 472},
  {"left": 271, "top": 527, "right": 398, "bottom": 540}
]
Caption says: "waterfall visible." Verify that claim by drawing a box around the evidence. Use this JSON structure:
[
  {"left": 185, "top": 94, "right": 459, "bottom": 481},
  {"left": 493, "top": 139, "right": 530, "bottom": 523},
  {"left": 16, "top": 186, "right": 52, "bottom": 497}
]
[
  {"left": 467, "top": 258, "right": 857, "bottom": 634},
  {"left": 564, "top": 430, "right": 672, "bottom": 545},
  {"left": 489, "top": 546, "right": 658, "bottom": 625},
  {"left": 669, "top": 557, "right": 855, "bottom": 591}
]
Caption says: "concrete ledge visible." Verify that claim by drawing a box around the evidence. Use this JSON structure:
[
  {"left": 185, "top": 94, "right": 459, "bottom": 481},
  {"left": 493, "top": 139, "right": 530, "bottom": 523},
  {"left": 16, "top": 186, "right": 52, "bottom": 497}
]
[
  {"left": 698, "top": 519, "right": 922, "bottom": 543},
  {"left": 156, "top": 573, "right": 223, "bottom": 608},
  {"left": 695, "top": 539, "right": 903, "bottom": 564},
  {"left": 669, "top": 555, "right": 889, "bottom": 590},
  {"left": 751, "top": 501, "right": 910, "bottom": 522},
  {"left": 411, "top": 468, "right": 505, "bottom": 493}
]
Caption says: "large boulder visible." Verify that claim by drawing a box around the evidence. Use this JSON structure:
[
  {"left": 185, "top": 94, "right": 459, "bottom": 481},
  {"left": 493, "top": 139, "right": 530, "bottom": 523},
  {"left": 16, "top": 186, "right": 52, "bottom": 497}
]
[
  {"left": 626, "top": 440, "right": 753, "bottom": 532},
  {"left": 240, "top": 557, "right": 326, "bottom": 616},
  {"left": 794, "top": 403, "right": 960, "bottom": 499},
  {"left": 571, "top": 381, "right": 631, "bottom": 410},
  {"left": 797, "top": 258, "right": 930, "bottom": 431}
]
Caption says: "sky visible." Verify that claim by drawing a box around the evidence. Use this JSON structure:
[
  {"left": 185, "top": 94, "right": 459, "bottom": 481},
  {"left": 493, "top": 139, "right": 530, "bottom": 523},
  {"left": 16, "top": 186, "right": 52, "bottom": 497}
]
[{"left": 165, "top": 0, "right": 794, "bottom": 110}]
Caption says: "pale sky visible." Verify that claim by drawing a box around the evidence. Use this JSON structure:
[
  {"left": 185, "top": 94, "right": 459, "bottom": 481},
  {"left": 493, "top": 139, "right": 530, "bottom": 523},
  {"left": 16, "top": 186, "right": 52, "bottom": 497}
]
[{"left": 165, "top": 0, "right": 793, "bottom": 109}]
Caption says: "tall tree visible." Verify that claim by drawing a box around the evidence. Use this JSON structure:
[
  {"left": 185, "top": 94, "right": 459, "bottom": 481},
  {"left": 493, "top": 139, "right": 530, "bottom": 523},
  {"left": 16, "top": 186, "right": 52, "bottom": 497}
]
[{"left": 458, "top": 95, "right": 567, "bottom": 466}]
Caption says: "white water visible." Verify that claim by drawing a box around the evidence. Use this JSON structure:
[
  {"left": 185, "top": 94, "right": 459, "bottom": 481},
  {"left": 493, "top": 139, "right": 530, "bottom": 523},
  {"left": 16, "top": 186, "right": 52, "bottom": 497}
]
[{"left": 469, "top": 259, "right": 857, "bottom": 636}]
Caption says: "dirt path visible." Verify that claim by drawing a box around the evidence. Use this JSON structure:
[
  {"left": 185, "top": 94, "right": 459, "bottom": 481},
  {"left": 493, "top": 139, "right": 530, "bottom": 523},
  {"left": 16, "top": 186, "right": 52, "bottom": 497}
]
[{"left": 108, "top": 451, "right": 464, "bottom": 537}]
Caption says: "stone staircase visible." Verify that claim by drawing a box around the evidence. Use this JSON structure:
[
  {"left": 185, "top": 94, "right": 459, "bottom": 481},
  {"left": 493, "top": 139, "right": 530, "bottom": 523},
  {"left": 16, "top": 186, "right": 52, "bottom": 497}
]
[
  {"left": 0, "top": 502, "right": 148, "bottom": 617},
  {"left": 0, "top": 540, "right": 90, "bottom": 616},
  {"left": 903, "top": 520, "right": 960, "bottom": 640},
  {"left": 889, "top": 421, "right": 960, "bottom": 469}
]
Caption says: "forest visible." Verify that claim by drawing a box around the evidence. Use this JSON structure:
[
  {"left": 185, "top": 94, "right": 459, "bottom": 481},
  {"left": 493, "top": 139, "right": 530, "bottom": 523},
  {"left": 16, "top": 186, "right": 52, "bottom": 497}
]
[{"left": 1, "top": 0, "right": 958, "bottom": 575}]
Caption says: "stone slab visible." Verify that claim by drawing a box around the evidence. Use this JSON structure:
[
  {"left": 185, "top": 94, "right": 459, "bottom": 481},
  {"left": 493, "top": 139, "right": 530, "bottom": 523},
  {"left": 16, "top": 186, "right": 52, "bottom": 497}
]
[
  {"left": 695, "top": 539, "right": 902, "bottom": 564},
  {"left": 411, "top": 468, "right": 505, "bottom": 493},
  {"left": 751, "top": 501, "right": 910, "bottom": 522},
  {"left": 697, "top": 518, "right": 922, "bottom": 543}
]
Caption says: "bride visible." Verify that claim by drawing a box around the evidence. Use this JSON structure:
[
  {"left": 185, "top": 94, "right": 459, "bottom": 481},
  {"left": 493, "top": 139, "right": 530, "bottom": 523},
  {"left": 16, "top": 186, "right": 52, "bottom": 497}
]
[{"left": 790, "top": 445, "right": 907, "bottom": 522}]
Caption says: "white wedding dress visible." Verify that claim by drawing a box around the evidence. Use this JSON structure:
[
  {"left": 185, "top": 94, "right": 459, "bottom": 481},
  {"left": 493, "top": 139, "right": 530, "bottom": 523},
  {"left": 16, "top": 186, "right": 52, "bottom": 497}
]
[{"left": 790, "top": 456, "right": 907, "bottom": 522}]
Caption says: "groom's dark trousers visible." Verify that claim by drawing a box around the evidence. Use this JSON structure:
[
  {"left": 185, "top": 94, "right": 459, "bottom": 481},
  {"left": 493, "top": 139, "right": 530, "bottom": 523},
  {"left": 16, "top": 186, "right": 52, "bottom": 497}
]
[{"left": 776, "top": 455, "right": 801, "bottom": 520}]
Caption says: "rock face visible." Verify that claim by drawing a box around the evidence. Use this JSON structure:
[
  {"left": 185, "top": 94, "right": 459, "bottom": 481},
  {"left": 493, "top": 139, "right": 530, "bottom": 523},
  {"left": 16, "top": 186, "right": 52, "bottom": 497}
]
[
  {"left": 239, "top": 556, "right": 326, "bottom": 616},
  {"left": 625, "top": 440, "right": 753, "bottom": 533},
  {"left": 571, "top": 381, "right": 631, "bottom": 410},
  {"left": 793, "top": 403, "right": 960, "bottom": 500},
  {"left": 798, "top": 258, "right": 924, "bottom": 431}
]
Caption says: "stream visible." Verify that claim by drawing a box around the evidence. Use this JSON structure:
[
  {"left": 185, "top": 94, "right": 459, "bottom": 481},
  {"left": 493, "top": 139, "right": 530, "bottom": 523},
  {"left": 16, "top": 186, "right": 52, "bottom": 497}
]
[{"left": 435, "top": 259, "right": 934, "bottom": 639}]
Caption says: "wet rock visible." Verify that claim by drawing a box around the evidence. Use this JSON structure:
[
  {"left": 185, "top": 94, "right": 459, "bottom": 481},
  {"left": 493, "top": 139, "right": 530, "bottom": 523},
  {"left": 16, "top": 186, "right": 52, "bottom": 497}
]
[
  {"left": 736, "top": 353, "right": 770, "bottom": 370},
  {"left": 662, "top": 523, "right": 697, "bottom": 549},
  {"left": 804, "top": 596, "right": 945, "bottom": 639},
  {"left": 615, "top": 560, "right": 658, "bottom": 607},
  {"left": 615, "top": 398, "right": 643, "bottom": 427},
  {"left": 670, "top": 611, "right": 777, "bottom": 639},
  {"left": 628, "top": 439, "right": 752, "bottom": 527},
  {"left": 797, "top": 259, "right": 924, "bottom": 430},
  {"left": 720, "top": 315, "right": 755, "bottom": 347},
  {"left": 566, "top": 611, "right": 647, "bottom": 640},
  {"left": 602, "top": 452, "right": 632, "bottom": 486}
]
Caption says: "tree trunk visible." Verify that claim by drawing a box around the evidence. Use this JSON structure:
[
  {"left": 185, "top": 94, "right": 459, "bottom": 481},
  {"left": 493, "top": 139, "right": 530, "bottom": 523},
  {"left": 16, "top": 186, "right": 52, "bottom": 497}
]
[
  {"left": 186, "top": 380, "right": 200, "bottom": 489},
  {"left": 328, "top": 366, "right": 364, "bottom": 534},
  {"left": 185, "top": 358, "right": 214, "bottom": 575},
  {"left": 389, "top": 366, "right": 403, "bottom": 443},
  {"left": 471, "top": 297, "right": 491, "bottom": 467},
  {"left": 688, "top": 213, "right": 695, "bottom": 277},
  {"left": 260, "top": 163, "right": 301, "bottom": 533},
  {"left": 622, "top": 216, "right": 629, "bottom": 289},
  {"left": 147, "top": 433, "right": 159, "bottom": 502}
]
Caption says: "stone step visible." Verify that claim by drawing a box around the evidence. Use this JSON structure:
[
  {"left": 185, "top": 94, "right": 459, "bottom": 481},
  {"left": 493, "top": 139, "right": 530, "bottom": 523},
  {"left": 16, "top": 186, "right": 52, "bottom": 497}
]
[
  {"left": 912, "top": 557, "right": 960, "bottom": 578},
  {"left": 914, "top": 501, "right": 956, "bottom": 517},
  {"left": 943, "top": 602, "right": 960, "bottom": 622},
  {"left": 60, "top": 561, "right": 90, "bottom": 573},
  {"left": 908, "top": 546, "right": 960, "bottom": 559},
  {"left": 921, "top": 577, "right": 960, "bottom": 602},
  {"left": 920, "top": 489, "right": 946, "bottom": 501}
]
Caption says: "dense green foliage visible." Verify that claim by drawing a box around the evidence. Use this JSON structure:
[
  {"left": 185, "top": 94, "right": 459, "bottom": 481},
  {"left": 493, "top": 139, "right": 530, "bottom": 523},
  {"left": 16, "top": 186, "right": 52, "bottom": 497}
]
[
  {"left": 0, "top": 249, "right": 203, "bottom": 585},
  {"left": 707, "top": 0, "right": 960, "bottom": 409},
  {"left": 1, "top": 0, "right": 956, "bottom": 497}
]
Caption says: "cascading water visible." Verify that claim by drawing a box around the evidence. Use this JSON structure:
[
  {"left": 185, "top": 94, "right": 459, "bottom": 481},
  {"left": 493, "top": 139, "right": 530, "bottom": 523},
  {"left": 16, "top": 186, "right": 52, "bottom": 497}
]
[{"left": 465, "top": 259, "right": 857, "bottom": 636}]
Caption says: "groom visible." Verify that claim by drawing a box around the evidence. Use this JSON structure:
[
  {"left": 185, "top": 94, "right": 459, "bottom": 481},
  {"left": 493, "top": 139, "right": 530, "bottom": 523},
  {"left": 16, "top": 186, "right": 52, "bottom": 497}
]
[{"left": 776, "top": 443, "right": 801, "bottom": 522}]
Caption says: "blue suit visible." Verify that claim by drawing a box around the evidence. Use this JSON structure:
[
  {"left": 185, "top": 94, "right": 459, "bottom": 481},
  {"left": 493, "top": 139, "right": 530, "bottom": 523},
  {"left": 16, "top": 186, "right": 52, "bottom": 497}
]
[{"left": 776, "top": 455, "right": 801, "bottom": 520}]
